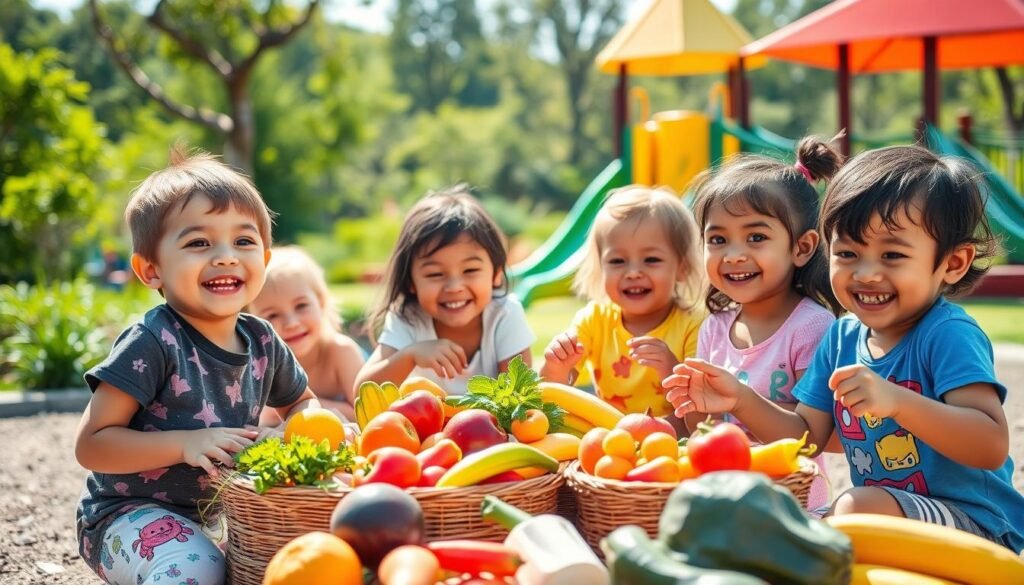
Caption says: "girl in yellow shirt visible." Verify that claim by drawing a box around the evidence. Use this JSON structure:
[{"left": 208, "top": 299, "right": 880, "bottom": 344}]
[{"left": 541, "top": 186, "right": 704, "bottom": 417}]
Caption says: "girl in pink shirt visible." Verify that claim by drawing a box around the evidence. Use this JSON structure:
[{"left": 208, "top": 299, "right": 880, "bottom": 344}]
[{"left": 667, "top": 136, "right": 845, "bottom": 512}]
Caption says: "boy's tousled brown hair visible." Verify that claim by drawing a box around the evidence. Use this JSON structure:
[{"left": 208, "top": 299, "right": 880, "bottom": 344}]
[
  {"left": 124, "top": 143, "right": 274, "bottom": 261},
  {"left": 690, "top": 135, "right": 845, "bottom": 315},
  {"left": 820, "top": 145, "right": 997, "bottom": 297}
]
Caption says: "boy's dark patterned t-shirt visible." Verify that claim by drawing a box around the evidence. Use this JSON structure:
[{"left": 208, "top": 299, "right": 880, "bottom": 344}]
[{"left": 75, "top": 304, "right": 307, "bottom": 566}]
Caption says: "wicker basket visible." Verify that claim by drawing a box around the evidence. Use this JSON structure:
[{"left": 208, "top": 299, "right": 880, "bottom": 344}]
[
  {"left": 220, "top": 471, "right": 564, "bottom": 585},
  {"left": 563, "top": 457, "right": 819, "bottom": 552}
]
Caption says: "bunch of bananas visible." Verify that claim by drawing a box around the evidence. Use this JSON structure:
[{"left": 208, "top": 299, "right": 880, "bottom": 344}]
[{"left": 353, "top": 381, "right": 400, "bottom": 430}]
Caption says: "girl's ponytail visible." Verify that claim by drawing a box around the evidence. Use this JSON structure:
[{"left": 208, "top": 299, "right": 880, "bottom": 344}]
[{"left": 795, "top": 133, "right": 845, "bottom": 183}]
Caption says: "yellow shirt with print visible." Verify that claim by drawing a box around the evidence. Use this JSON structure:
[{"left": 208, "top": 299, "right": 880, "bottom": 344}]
[{"left": 572, "top": 301, "right": 703, "bottom": 416}]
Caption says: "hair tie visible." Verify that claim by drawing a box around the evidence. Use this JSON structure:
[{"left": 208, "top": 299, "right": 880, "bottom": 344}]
[{"left": 794, "top": 161, "right": 815, "bottom": 183}]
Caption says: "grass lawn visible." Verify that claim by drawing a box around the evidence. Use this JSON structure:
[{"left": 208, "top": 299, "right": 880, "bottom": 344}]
[{"left": 330, "top": 283, "right": 1024, "bottom": 356}]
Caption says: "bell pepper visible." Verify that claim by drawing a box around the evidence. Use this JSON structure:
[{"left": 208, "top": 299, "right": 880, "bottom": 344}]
[
  {"left": 748, "top": 431, "right": 816, "bottom": 477},
  {"left": 425, "top": 540, "right": 522, "bottom": 577}
]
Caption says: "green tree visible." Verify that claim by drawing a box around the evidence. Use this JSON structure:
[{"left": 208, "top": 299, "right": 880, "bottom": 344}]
[
  {"left": 0, "top": 43, "right": 105, "bottom": 282},
  {"left": 88, "top": 0, "right": 320, "bottom": 174}
]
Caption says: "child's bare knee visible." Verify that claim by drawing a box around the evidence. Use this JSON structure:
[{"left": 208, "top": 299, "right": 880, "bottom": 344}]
[{"left": 827, "top": 486, "right": 901, "bottom": 517}]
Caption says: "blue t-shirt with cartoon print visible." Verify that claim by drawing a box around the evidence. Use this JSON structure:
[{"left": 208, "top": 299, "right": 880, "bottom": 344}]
[{"left": 793, "top": 297, "right": 1023, "bottom": 552}]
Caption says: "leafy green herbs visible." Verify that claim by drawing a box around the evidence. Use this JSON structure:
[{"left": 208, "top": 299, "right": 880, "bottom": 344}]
[
  {"left": 447, "top": 355, "right": 566, "bottom": 432},
  {"left": 234, "top": 436, "right": 354, "bottom": 494}
]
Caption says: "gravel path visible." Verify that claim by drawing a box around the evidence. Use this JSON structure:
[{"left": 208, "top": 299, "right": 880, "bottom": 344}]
[{"left": 2, "top": 346, "right": 1022, "bottom": 584}]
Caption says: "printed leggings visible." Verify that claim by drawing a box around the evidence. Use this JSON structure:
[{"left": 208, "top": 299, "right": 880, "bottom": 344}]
[{"left": 89, "top": 505, "right": 224, "bottom": 585}]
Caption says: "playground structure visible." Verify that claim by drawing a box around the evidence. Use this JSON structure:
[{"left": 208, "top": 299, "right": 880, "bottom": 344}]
[{"left": 509, "top": 0, "right": 1024, "bottom": 307}]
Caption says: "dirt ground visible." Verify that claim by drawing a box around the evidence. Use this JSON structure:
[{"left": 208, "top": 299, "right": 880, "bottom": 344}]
[{"left": 3, "top": 347, "right": 1023, "bottom": 584}]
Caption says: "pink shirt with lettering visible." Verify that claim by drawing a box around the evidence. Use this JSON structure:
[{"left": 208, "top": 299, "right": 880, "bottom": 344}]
[{"left": 698, "top": 297, "right": 835, "bottom": 512}]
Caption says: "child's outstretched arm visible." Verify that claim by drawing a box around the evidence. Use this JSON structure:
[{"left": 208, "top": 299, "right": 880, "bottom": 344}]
[
  {"left": 831, "top": 366, "right": 1008, "bottom": 469},
  {"left": 355, "top": 341, "right": 468, "bottom": 386},
  {"left": 75, "top": 382, "right": 258, "bottom": 477},
  {"left": 665, "top": 358, "right": 833, "bottom": 450},
  {"left": 540, "top": 331, "right": 584, "bottom": 383}
]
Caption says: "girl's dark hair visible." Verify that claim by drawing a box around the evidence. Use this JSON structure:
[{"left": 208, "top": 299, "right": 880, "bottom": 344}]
[
  {"left": 820, "top": 145, "right": 997, "bottom": 298},
  {"left": 370, "top": 184, "right": 509, "bottom": 336},
  {"left": 690, "top": 135, "right": 846, "bottom": 316}
]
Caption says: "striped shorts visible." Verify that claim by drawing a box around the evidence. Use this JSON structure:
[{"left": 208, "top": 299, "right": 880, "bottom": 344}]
[{"left": 882, "top": 487, "right": 1011, "bottom": 548}]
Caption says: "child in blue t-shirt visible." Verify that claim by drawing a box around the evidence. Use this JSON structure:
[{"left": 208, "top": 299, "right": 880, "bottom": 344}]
[{"left": 665, "top": 145, "right": 1024, "bottom": 552}]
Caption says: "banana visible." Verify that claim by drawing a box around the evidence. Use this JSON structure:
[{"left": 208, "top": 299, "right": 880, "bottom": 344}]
[
  {"left": 560, "top": 413, "right": 596, "bottom": 435},
  {"left": 354, "top": 381, "right": 400, "bottom": 430},
  {"left": 539, "top": 381, "right": 623, "bottom": 429},
  {"left": 436, "top": 443, "right": 559, "bottom": 488},
  {"left": 850, "top": 564, "right": 960, "bottom": 585},
  {"left": 525, "top": 432, "right": 581, "bottom": 461},
  {"left": 826, "top": 514, "right": 1024, "bottom": 585}
]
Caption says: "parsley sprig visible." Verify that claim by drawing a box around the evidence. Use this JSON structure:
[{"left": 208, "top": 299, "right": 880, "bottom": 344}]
[
  {"left": 447, "top": 356, "right": 566, "bottom": 432},
  {"left": 234, "top": 436, "right": 354, "bottom": 494}
]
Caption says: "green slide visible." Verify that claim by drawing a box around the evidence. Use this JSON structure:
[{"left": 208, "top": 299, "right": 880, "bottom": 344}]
[
  {"left": 927, "top": 127, "right": 1024, "bottom": 263},
  {"left": 509, "top": 159, "right": 629, "bottom": 307}
]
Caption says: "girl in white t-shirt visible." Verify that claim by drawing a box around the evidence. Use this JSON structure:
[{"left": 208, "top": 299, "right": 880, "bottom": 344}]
[
  {"left": 665, "top": 136, "right": 846, "bottom": 512},
  {"left": 355, "top": 185, "right": 535, "bottom": 395}
]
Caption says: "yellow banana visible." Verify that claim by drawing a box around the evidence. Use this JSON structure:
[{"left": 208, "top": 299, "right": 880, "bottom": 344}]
[
  {"left": 525, "top": 433, "right": 581, "bottom": 461},
  {"left": 354, "top": 398, "right": 369, "bottom": 429},
  {"left": 560, "top": 413, "right": 596, "bottom": 435},
  {"left": 436, "top": 443, "right": 559, "bottom": 488},
  {"left": 850, "top": 564, "right": 960, "bottom": 585},
  {"left": 379, "top": 381, "right": 400, "bottom": 403},
  {"left": 826, "top": 514, "right": 1024, "bottom": 585},
  {"left": 539, "top": 381, "right": 623, "bottom": 429}
]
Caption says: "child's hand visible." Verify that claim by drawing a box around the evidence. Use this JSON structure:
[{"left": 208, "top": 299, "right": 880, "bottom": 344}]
[
  {"left": 627, "top": 336, "right": 678, "bottom": 380},
  {"left": 829, "top": 364, "right": 901, "bottom": 419},
  {"left": 542, "top": 333, "right": 584, "bottom": 379},
  {"left": 663, "top": 358, "right": 743, "bottom": 417},
  {"left": 247, "top": 424, "right": 282, "bottom": 443},
  {"left": 407, "top": 339, "right": 468, "bottom": 379},
  {"left": 182, "top": 427, "right": 259, "bottom": 477}
]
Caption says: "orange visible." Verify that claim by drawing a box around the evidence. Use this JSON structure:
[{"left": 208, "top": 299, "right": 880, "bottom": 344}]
[
  {"left": 510, "top": 409, "right": 549, "bottom": 443},
  {"left": 284, "top": 408, "right": 346, "bottom": 450},
  {"left": 594, "top": 455, "right": 633, "bottom": 480},
  {"left": 677, "top": 456, "right": 700, "bottom": 480},
  {"left": 578, "top": 428, "right": 609, "bottom": 474},
  {"left": 359, "top": 411, "right": 421, "bottom": 456},
  {"left": 262, "top": 531, "right": 361, "bottom": 585},
  {"left": 602, "top": 428, "right": 637, "bottom": 461},
  {"left": 640, "top": 432, "right": 678, "bottom": 461}
]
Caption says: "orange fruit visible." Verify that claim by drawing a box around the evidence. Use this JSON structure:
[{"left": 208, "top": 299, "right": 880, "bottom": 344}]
[
  {"left": 678, "top": 456, "right": 700, "bottom": 480},
  {"left": 284, "top": 408, "right": 346, "bottom": 450},
  {"left": 510, "top": 409, "right": 549, "bottom": 443},
  {"left": 359, "top": 411, "right": 421, "bottom": 456},
  {"left": 262, "top": 531, "right": 361, "bottom": 585},
  {"left": 594, "top": 455, "right": 633, "bottom": 480},
  {"left": 602, "top": 428, "right": 637, "bottom": 461},
  {"left": 640, "top": 432, "right": 678, "bottom": 461},
  {"left": 578, "top": 428, "right": 609, "bottom": 474}
]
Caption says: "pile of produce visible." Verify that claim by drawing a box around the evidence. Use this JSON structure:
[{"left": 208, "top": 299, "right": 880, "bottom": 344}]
[{"left": 577, "top": 415, "right": 816, "bottom": 484}]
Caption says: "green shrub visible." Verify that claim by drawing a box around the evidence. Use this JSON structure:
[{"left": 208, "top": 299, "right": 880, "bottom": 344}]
[{"left": 0, "top": 280, "right": 145, "bottom": 390}]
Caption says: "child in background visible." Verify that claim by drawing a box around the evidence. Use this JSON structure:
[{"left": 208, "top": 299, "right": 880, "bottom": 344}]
[
  {"left": 666, "top": 145, "right": 1024, "bottom": 551},
  {"left": 671, "top": 136, "right": 845, "bottom": 512},
  {"left": 248, "top": 246, "right": 364, "bottom": 423},
  {"left": 541, "top": 186, "right": 704, "bottom": 419},
  {"left": 355, "top": 185, "right": 535, "bottom": 394},
  {"left": 74, "top": 146, "right": 321, "bottom": 585}
]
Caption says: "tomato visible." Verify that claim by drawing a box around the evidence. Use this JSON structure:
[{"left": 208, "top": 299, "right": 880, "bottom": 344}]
[{"left": 686, "top": 422, "right": 751, "bottom": 473}]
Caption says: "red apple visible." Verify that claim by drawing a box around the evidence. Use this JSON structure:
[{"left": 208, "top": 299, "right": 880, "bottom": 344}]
[
  {"left": 442, "top": 409, "right": 508, "bottom": 454},
  {"left": 615, "top": 411, "right": 678, "bottom": 442},
  {"left": 388, "top": 390, "right": 444, "bottom": 441}
]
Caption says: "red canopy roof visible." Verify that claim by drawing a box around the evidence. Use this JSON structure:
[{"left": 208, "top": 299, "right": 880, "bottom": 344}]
[{"left": 742, "top": 0, "right": 1024, "bottom": 72}]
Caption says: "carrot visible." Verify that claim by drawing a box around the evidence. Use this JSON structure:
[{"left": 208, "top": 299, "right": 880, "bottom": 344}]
[{"left": 377, "top": 545, "right": 440, "bottom": 585}]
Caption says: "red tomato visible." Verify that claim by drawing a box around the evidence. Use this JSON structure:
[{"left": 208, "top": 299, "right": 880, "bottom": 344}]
[{"left": 686, "top": 422, "right": 751, "bottom": 473}]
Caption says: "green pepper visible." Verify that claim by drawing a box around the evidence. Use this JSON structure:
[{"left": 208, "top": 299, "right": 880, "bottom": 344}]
[{"left": 602, "top": 526, "right": 765, "bottom": 585}]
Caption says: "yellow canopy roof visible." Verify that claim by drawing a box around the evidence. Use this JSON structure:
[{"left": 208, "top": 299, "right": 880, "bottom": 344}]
[{"left": 597, "top": 0, "right": 766, "bottom": 75}]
